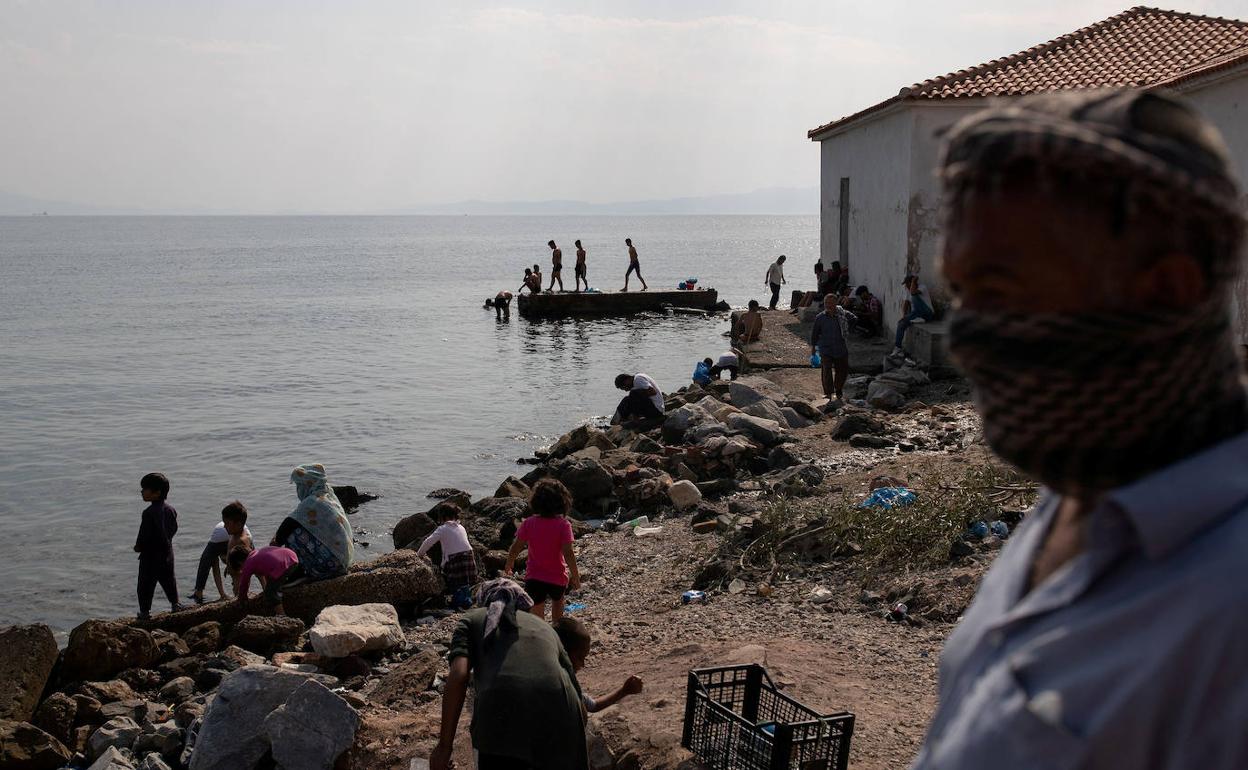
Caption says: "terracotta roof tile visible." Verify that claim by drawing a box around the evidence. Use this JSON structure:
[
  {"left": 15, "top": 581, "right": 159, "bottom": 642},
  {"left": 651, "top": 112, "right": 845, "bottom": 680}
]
[{"left": 809, "top": 6, "right": 1248, "bottom": 138}]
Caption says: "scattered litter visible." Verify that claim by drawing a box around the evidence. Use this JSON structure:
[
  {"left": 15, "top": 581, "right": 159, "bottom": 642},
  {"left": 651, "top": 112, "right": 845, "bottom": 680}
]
[
  {"left": 584, "top": 519, "right": 606, "bottom": 530},
  {"left": 808, "top": 586, "right": 835, "bottom": 604},
  {"left": 966, "top": 521, "right": 989, "bottom": 540},
  {"left": 810, "top": 351, "right": 821, "bottom": 368},
  {"left": 990, "top": 520, "right": 1010, "bottom": 539},
  {"left": 888, "top": 602, "right": 909, "bottom": 621},
  {"left": 634, "top": 525, "right": 664, "bottom": 537},
  {"left": 624, "top": 515, "right": 650, "bottom": 529},
  {"left": 858, "top": 487, "right": 917, "bottom": 509},
  {"left": 565, "top": 602, "right": 587, "bottom": 613},
  {"left": 727, "top": 578, "right": 747, "bottom": 594},
  {"left": 681, "top": 590, "right": 708, "bottom": 605}
]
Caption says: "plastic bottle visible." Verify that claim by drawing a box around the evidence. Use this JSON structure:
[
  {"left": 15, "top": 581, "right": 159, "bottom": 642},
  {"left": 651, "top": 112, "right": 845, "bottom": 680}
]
[
  {"left": 810, "top": 351, "right": 821, "bottom": 368},
  {"left": 681, "top": 590, "right": 708, "bottom": 604},
  {"left": 624, "top": 515, "right": 650, "bottom": 529}
]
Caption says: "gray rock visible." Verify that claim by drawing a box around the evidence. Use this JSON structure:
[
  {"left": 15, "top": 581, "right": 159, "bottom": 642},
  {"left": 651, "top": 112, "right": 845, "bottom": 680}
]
[
  {"left": 555, "top": 458, "right": 616, "bottom": 505},
  {"left": 309, "top": 603, "right": 404, "bottom": 658},
  {"left": 32, "top": 692, "right": 77, "bottom": 746},
  {"left": 138, "top": 754, "right": 173, "bottom": 770},
  {"left": 225, "top": 616, "right": 305, "bottom": 657},
  {"left": 742, "top": 398, "right": 787, "bottom": 425},
  {"left": 662, "top": 403, "right": 714, "bottom": 442},
  {"left": 87, "top": 745, "right": 136, "bottom": 770},
  {"left": 391, "top": 510, "right": 437, "bottom": 550},
  {"left": 63, "top": 621, "right": 160, "bottom": 685},
  {"left": 189, "top": 666, "right": 337, "bottom": 770},
  {"left": 850, "top": 433, "right": 894, "bottom": 449},
  {"left": 725, "top": 413, "right": 787, "bottom": 446},
  {"left": 158, "top": 677, "right": 196, "bottom": 705},
  {"left": 830, "top": 412, "right": 886, "bottom": 439},
  {"left": 779, "top": 407, "right": 813, "bottom": 429},
  {"left": 0, "top": 719, "right": 72, "bottom": 769},
  {"left": 471, "top": 495, "right": 530, "bottom": 522},
  {"left": 131, "top": 720, "right": 182, "bottom": 757},
  {"left": 877, "top": 366, "right": 930, "bottom": 387},
  {"left": 767, "top": 464, "right": 825, "bottom": 492},
  {"left": 87, "top": 717, "right": 142, "bottom": 760},
  {"left": 782, "top": 399, "right": 822, "bottom": 421},
  {"left": 667, "top": 480, "right": 703, "bottom": 511},
  {"left": 685, "top": 421, "right": 729, "bottom": 444},
  {"left": 0, "top": 624, "right": 58, "bottom": 722},
  {"left": 866, "top": 380, "right": 907, "bottom": 410},
  {"left": 727, "top": 380, "right": 770, "bottom": 408},
  {"left": 263, "top": 680, "right": 358, "bottom": 770},
  {"left": 767, "top": 445, "right": 803, "bottom": 470}
]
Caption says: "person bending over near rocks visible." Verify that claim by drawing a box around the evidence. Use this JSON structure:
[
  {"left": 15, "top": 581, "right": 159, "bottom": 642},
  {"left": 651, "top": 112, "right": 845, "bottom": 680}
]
[
  {"left": 416, "top": 503, "right": 479, "bottom": 610},
  {"left": 765, "top": 254, "right": 786, "bottom": 310},
  {"left": 134, "top": 472, "right": 185, "bottom": 620},
  {"left": 892, "top": 273, "right": 935, "bottom": 358},
  {"left": 622, "top": 238, "right": 647, "bottom": 291},
  {"left": 230, "top": 544, "right": 301, "bottom": 616},
  {"left": 270, "top": 464, "right": 353, "bottom": 581},
  {"left": 611, "top": 372, "right": 665, "bottom": 429},
  {"left": 555, "top": 617, "right": 644, "bottom": 713},
  {"left": 574, "top": 239, "right": 588, "bottom": 292},
  {"left": 548, "top": 240, "right": 564, "bottom": 292},
  {"left": 518, "top": 268, "right": 540, "bottom": 295},
  {"left": 711, "top": 348, "right": 743, "bottom": 381},
  {"left": 189, "top": 500, "right": 253, "bottom": 605},
  {"left": 736, "top": 300, "right": 764, "bottom": 344},
  {"left": 485, "top": 291, "right": 513, "bottom": 320},
  {"left": 506, "top": 479, "right": 581, "bottom": 623},
  {"left": 692, "top": 357, "right": 714, "bottom": 386},
  {"left": 910, "top": 90, "right": 1248, "bottom": 770},
  {"left": 811, "top": 294, "right": 855, "bottom": 403},
  {"left": 431, "top": 579, "right": 588, "bottom": 770}
]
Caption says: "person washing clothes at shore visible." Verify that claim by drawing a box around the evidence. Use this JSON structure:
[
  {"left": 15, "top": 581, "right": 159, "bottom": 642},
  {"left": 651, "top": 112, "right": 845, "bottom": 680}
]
[
  {"left": 271, "top": 464, "right": 353, "bottom": 580},
  {"left": 765, "top": 254, "right": 786, "bottom": 310},
  {"left": 892, "top": 274, "right": 935, "bottom": 358},
  {"left": 485, "top": 291, "right": 513, "bottom": 320},
  {"left": 811, "top": 294, "right": 855, "bottom": 404},
  {"left": 911, "top": 90, "right": 1248, "bottom": 770},
  {"left": 230, "top": 543, "right": 300, "bottom": 616},
  {"left": 416, "top": 502, "right": 479, "bottom": 610},
  {"left": 611, "top": 372, "right": 665, "bottom": 429},
  {"left": 188, "top": 501, "right": 253, "bottom": 604}
]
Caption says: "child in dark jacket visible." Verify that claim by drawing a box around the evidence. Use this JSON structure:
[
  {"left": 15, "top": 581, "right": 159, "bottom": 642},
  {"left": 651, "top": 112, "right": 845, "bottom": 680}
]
[{"left": 134, "top": 472, "right": 184, "bottom": 619}]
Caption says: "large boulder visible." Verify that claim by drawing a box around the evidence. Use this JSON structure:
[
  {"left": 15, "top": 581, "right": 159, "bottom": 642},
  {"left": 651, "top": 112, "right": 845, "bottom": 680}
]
[
  {"left": 555, "top": 458, "right": 616, "bottom": 506},
  {"left": 667, "top": 480, "right": 703, "bottom": 512},
  {"left": 63, "top": 621, "right": 160, "bottom": 684},
  {"left": 137, "top": 551, "right": 442, "bottom": 633},
  {"left": 392, "top": 510, "right": 437, "bottom": 550},
  {"left": 866, "top": 380, "right": 907, "bottom": 410},
  {"left": 262, "top": 680, "right": 358, "bottom": 770},
  {"left": 0, "top": 720, "right": 72, "bottom": 770},
  {"left": 779, "top": 407, "right": 813, "bottom": 429},
  {"left": 494, "top": 476, "right": 530, "bottom": 499},
  {"left": 309, "top": 604, "right": 404, "bottom": 658},
  {"left": 225, "top": 616, "right": 305, "bottom": 657},
  {"left": 32, "top": 693, "right": 77, "bottom": 746},
  {"left": 0, "top": 624, "right": 58, "bottom": 722},
  {"left": 472, "top": 496, "right": 530, "bottom": 522},
  {"left": 86, "top": 717, "right": 142, "bottom": 760},
  {"left": 360, "top": 648, "right": 440, "bottom": 707},
  {"left": 877, "top": 366, "right": 930, "bottom": 387},
  {"left": 742, "top": 398, "right": 787, "bottom": 426},
  {"left": 728, "top": 376, "right": 786, "bottom": 407},
  {"left": 830, "top": 412, "right": 886, "bottom": 440},
  {"left": 661, "top": 403, "right": 714, "bottom": 443},
  {"left": 725, "top": 413, "right": 787, "bottom": 447},
  {"left": 130, "top": 720, "right": 183, "bottom": 758},
  {"left": 182, "top": 622, "right": 222, "bottom": 655},
  {"left": 78, "top": 680, "right": 136, "bottom": 705},
  {"left": 87, "top": 745, "right": 135, "bottom": 770},
  {"left": 189, "top": 666, "right": 336, "bottom": 770}
]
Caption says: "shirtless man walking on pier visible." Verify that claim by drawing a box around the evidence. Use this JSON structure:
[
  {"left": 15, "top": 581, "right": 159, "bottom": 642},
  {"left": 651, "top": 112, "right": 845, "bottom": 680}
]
[
  {"left": 547, "top": 241, "right": 564, "bottom": 292},
  {"left": 574, "top": 240, "right": 588, "bottom": 292},
  {"left": 622, "top": 238, "right": 648, "bottom": 292}
]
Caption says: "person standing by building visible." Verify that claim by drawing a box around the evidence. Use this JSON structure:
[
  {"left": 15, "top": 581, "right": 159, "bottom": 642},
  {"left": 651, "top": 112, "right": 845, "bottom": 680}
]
[
  {"left": 911, "top": 90, "right": 1248, "bottom": 769},
  {"left": 810, "top": 294, "right": 855, "bottom": 402},
  {"left": 622, "top": 238, "right": 647, "bottom": 291},
  {"left": 765, "top": 255, "right": 787, "bottom": 309},
  {"left": 547, "top": 241, "right": 564, "bottom": 292},
  {"left": 574, "top": 240, "right": 588, "bottom": 292}
]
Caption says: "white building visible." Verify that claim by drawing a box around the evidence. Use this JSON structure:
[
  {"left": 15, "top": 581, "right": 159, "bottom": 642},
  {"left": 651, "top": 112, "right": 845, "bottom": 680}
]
[{"left": 808, "top": 6, "right": 1248, "bottom": 341}]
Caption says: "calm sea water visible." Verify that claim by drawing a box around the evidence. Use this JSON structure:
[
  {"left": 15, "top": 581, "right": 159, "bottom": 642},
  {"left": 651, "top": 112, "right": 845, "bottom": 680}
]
[{"left": 0, "top": 215, "right": 817, "bottom": 633}]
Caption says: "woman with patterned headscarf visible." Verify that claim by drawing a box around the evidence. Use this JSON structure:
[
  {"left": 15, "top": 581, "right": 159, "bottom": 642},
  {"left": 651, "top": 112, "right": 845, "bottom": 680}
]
[{"left": 270, "top": 464, "right": 354, "bottom": 580}]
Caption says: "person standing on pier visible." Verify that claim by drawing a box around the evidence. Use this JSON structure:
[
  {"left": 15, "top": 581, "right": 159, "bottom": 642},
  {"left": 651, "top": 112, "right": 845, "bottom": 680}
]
[
  {"left": 622, "top": 238, "right": 648, "bottom": 291},
  {"left": 547, "top": 241, "right": 564, "bottom": 292},
  {"left": 765, "top": 254, "right": 787, "bottom": 310},
  {"left": 574, "top": 240, "right": 588, "bottom": 292}
]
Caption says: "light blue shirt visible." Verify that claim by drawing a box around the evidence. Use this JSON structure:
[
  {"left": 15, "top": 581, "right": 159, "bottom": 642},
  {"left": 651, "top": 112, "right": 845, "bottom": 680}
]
[{"left": 912, "top": 432, "right": 1248, "bottom": 770}]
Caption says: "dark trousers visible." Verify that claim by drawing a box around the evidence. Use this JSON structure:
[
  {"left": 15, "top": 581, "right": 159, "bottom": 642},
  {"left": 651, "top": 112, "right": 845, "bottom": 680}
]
[
  {"left": 820, "top": 354, "right": 850, "bottom": 399},
  {"left": 477, "top": 754, "right": 538, "bottom": 770},
  {"left": 194, "top": 540, "right": 228, "bottom": 594},
  {"left": 769, "top": 282, "right": 781, "bottom": 309},
  {"left": 138, "top": 555, "right": 179, "bottom": 615},
  {"left": 615, "top": 389, "right": 664, "bottom": 428},
  {"left": 710, "top": 364, "right": 739, "bottom": 381},
  {"left": 895, "top": 306, "right": 935, "bottom": 348}
]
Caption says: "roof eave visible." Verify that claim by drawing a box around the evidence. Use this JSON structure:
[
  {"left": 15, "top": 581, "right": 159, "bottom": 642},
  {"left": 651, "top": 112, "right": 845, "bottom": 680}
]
[{"left": 808, "top": 95, "right": 908, "bottom": 141}]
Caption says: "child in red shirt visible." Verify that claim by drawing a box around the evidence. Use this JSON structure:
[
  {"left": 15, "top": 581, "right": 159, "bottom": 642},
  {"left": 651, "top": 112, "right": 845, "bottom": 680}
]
[
  {"left": 505, "top": 479, "right": 581, "bottom": 622},
  {"left": 229, "top": 545, "right": 301, "bottom": 616}
]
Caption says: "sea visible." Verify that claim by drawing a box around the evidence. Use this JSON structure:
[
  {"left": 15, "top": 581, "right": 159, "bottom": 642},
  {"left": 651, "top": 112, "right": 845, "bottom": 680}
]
[{"left": 0, "top": 214, "right": 818, "bottom": 635}]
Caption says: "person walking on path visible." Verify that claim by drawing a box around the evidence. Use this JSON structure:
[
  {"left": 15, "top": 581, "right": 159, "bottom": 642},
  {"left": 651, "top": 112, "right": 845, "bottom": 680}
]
[
  {"left": 547, "top": 240, "right": 564, "bottom": 292},
  {"left": 810, "top": 294, "right": 855, "bottom": 402},
  {"left": 765, "top": 254, "right": 787, "bottom": 309},
  {"left": 892, "top": 274, "right": 935, "bottom": 356},
  {"left": 430, "top": 579, "right": 588, "bottom": 770},
  {"left": 622, "top": 238, "right": 647, "bottom": 291},
  {"left": 911, "top": 90, "right": 1248, "bottom": 770},
  {"left": 574, "top": 240, "right": 588, "bottom": 292}
]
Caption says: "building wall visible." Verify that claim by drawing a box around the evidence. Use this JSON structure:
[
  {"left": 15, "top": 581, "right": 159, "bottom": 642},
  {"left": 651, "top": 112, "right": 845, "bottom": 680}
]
[
  {"left": 1178, "top": 70, "right": 1248, "bottom": 344},
  {"left": 817, "top": 107, "right": 915, "bottom": 330}
]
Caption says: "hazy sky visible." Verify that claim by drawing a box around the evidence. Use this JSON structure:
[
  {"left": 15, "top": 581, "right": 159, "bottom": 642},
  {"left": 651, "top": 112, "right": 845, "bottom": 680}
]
[{"left": 2, "top": 0, "right": 1245, "bottom": 212}]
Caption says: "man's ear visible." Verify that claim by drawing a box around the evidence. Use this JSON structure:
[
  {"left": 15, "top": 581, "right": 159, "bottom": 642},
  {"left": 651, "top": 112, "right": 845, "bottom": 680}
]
[{"left": 1129, "top": 253, "right": 1207, "bottom": 310}]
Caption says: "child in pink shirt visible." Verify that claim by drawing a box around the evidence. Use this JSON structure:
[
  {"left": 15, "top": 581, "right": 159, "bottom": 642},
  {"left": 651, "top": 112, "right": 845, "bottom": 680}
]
[
  {"left": 229, "top": 545, "right": 301, "bottom": 616},
  {"left": 505, "top": 479, "right": 581, "bottom": 622}
]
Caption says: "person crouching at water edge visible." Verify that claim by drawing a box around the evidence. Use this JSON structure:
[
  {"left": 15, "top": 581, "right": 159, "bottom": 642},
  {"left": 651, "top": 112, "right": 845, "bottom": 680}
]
[
  {"left": 430, "top": 579, "right": 589, "bottom": 770},
  {"left": 416, "top": 502, "right": 480, "bottom": 610},
  {"left": 271, "top": 464, "right": 353, "bottom": 580},
  {"left": 910, "top": 90, "right": 1248, "bottom": 769},
  {"left": 611, "top": 372, "right": 664, "bottom": 429},
  {"left": 230, "top": 544, "right": 299, "bottom": 616},
  {"left": 485, "top": 291, "right": 512, "bottom": 320}
]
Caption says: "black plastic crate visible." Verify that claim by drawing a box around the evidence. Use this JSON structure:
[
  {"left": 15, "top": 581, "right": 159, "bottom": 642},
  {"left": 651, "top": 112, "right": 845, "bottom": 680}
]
[{"left": 681, "top": 664, "right": 855, "bottom": 770}]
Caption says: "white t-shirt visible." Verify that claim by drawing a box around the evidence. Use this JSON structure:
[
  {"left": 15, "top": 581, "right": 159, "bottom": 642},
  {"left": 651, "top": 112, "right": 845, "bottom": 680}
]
[
  {"left": 633, "top": 372, "right": 665, "bottom": 412},
  {"left": 416, "top": 521, "right": 473, "bottom": 566},
  {"left": 766, "top": 262, "right": 785, "bottom": 284},
  {"left": 717, "top": 351, "right": 739, "bottom": 367},
  {"left": 209, "top": 522, "right": 252, "bottom": 543}
]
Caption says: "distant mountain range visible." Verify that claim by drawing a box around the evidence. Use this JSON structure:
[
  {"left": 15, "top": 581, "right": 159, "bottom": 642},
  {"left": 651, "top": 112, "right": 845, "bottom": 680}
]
[{"left": 0, "top": 186, "right": 817, "bottom": 216}]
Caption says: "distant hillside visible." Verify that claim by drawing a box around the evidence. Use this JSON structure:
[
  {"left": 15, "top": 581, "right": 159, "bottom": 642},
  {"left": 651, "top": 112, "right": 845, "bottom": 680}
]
[{"left": 393, "top": 187, "right": 818, "bottom": 215}]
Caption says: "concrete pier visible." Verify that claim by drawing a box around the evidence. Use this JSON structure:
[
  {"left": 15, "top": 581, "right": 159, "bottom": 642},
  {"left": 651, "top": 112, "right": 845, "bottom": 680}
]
[{"left": 517, "top": 288, "right": 719, "bottom": 319}]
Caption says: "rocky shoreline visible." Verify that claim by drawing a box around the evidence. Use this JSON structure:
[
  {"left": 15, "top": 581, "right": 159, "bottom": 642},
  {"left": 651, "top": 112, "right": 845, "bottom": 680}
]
[{"left": 0, "top": 321, "right": 1027, "bottom": 770}]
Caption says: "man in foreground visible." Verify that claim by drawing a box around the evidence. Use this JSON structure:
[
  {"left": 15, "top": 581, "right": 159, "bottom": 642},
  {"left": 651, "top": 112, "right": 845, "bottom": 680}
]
[
  {"left": 912, "top": 90, "right": 1248, "bottom": 769},
  {"left": 810, "top": 293, "right": 854, "bottom": 403}
]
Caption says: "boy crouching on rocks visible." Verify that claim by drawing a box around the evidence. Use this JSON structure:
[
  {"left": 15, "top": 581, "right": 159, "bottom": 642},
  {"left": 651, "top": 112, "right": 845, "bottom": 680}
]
[{"left": 555, "top": 617, "right": 644, "bottom": 713}]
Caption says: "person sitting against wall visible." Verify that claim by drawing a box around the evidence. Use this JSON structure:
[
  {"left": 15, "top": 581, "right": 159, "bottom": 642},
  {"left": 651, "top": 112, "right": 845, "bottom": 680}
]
[
  {"left": 791, "top": 262, "right": 838, "bottom": 313},
  {"left": 892, "top": 274, "right": 936, "bottom": 358}
]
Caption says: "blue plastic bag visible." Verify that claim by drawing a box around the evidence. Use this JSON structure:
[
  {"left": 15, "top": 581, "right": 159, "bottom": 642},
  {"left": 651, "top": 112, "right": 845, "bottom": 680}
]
[
  {"left": 858, "top": 487, "right": 917, "bottom": 509},
  {"left": 810, "top": 351, "right": 821, "bottom": 368}
]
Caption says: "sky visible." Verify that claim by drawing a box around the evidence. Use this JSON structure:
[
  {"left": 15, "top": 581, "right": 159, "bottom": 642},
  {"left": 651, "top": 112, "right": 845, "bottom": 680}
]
[{"left": 2, "top": 0, "right": 1246, "bottom": 212}]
